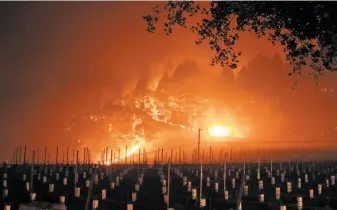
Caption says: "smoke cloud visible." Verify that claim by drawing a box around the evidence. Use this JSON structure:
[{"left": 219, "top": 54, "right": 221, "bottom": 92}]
[{"left": 1, "top": 2, "right": 337, "bottom": 160}]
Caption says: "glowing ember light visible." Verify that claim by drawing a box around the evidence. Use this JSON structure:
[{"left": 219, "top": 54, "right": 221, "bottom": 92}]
[
  {"left": 115, "top": 140, "right": 145, "bottom": 163},
  {"left": 208, "top": 125, "right": 230, "bottom": 137},
  {"left": 104, "top": 139, "right": 145, "bottom": 164},
  {"left": 96, "top": 137, "right": 145, "bottom": 164},
  {"left": 85, "top": 91, "right": 249, "bottom": 163}
]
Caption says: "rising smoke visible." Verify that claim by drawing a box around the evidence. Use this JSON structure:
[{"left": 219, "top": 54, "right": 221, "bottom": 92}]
[{"left": 2, "top": 2, "right": 337, "bottom": 161}]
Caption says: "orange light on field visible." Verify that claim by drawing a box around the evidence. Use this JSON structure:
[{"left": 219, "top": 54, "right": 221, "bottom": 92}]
[{"left": 208, "top": 125, "right": 230, "bottom": 137}]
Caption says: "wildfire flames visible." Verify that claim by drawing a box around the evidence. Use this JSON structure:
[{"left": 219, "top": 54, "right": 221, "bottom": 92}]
[
  {"left": 104, "top": 124, "right": 232, "bottom": 164},
  {"left": 208, "top": 125, "right": 231, "bottom": 137},
  {"left": 107, "top": 139, "right": 145, "bottom": 164},
  {"left": 72, "top": 89, "right": 249, "bottom": 163}
]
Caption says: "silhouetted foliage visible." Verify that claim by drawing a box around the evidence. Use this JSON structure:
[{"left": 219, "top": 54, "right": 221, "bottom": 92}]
[{"left": 143, "top": 2, "right": 337, "bottom": 79}]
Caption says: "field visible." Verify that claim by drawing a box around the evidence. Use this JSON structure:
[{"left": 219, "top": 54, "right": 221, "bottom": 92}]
[{"left": 1, "top": 158, "right": 337, "bottom": 210}]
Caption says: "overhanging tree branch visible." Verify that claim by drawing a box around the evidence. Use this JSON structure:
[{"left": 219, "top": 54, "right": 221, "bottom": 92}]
[{"left": 143, "top": 1, "right": 337, "bottom": 80}]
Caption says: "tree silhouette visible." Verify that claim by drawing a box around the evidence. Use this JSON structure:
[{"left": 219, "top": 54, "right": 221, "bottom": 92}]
[{"left": 143, "top": 2, "right": 337, "bottom": 79}]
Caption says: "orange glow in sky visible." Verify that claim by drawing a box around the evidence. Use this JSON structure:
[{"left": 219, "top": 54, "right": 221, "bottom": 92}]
[
  {"left": 208, "top": 125, "right": 231, "bottom": 137},
  {"left": 4, "top": 2, "right": 337, "bottom": 162}
]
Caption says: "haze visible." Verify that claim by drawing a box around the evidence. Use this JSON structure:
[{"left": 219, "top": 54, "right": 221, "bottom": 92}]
[{"left": 1, "top": 2, "right": 337, "bottom": 162}]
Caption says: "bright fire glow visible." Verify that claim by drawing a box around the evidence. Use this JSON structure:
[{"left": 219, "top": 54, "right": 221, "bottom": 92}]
[
  {"left": 87, "top": 91, "right": 248, "bottom": 163},
  {"left": 113, "top": 140, "right": 145, "bottom": 163},
  {"left": 208, "top": 125, "right": 230, "bottom": 137},
  {"left": 101, "top": 139, "right": 145, "bottom": 165}
]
